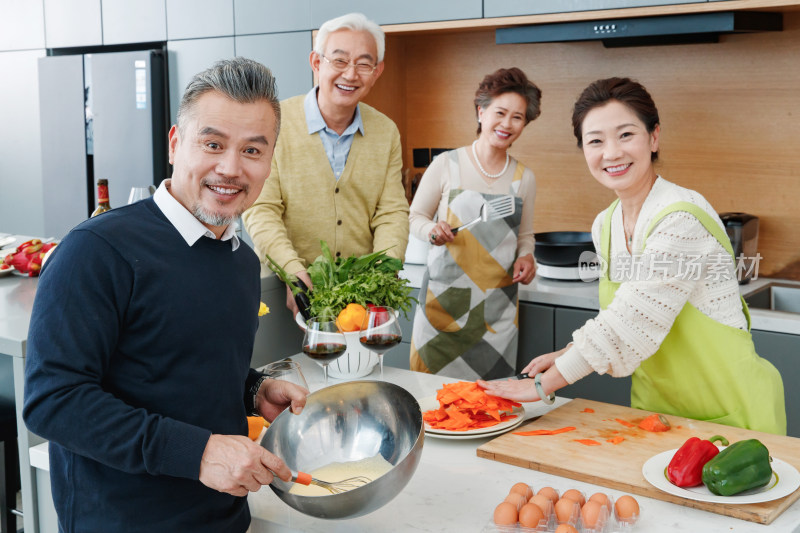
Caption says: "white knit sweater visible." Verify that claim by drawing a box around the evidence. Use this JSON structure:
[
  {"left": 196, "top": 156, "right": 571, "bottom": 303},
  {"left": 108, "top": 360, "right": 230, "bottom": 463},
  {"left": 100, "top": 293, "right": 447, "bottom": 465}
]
[{"left": 554, "top": 177, "right": 748, "bottom": 384}]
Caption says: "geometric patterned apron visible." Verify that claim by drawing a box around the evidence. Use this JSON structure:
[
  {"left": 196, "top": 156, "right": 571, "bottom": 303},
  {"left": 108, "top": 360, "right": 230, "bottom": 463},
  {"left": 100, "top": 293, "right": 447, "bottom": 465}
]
[
  {"left": 600, "top": 199, "right": 786, "bottom": 435},
  {"left": 410, "top": 149, "right": 526, "bottom": 380}
]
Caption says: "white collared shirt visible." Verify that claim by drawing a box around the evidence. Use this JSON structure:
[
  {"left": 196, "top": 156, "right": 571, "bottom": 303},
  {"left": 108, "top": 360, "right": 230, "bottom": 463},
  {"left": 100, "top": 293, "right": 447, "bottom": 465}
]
[{"left": 152, "top": 179, "right": 240, "bottom": 251}]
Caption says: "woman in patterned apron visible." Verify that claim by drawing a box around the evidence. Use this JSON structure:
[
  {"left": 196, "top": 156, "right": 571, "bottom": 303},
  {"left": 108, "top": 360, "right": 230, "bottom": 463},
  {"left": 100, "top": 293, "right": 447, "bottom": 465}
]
[
  {"left": 481, "top": 77, "right": 785, "bottom": 435},
  {"left": 408, "top": 68, "right": 541, "bottom": 380}
]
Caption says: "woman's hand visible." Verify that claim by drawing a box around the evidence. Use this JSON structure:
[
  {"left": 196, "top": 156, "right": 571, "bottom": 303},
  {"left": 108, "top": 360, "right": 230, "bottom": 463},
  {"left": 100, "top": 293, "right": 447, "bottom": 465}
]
[
  {"left": 521, "top": 344, "right": 571, "bottom": 377},
  {"left": 428, "top": 222, "right": 454, "bottom": 246},
  {"left": 477, "top": 366, "right": 569, "bottom": 403},
  {"left": 513, "top": 254, "right": 536, "bottom": 284}
]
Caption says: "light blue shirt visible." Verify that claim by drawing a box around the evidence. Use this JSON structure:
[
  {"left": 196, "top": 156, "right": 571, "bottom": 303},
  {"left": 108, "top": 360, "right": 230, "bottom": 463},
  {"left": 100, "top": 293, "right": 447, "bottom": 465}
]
[{"left": 303, "top": 87, "right": 364, "bottom": 180}]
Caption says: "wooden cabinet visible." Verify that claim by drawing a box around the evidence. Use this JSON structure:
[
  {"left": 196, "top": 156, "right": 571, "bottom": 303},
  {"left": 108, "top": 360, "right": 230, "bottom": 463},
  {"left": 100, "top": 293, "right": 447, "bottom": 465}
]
[
  {"left": 166, "top": 0, "right": 235, "bottom": 40},
  {"left": 101, "top": 0, "right": 167, "bottom": 45},
  {"left": 44, "top": 0, "right": 102, "bottom": 48},
  {"left": 484, "top": 0, "right": 702, "bottom": 18},
  {"left": 234, "top": 32, "right": 314, "bottom": 100},
  {"left": 751, "top": 330, "right": 800, "bottom": 438},
  {"left": 310, "top": 0, "right": 482, "bottom": 27}
]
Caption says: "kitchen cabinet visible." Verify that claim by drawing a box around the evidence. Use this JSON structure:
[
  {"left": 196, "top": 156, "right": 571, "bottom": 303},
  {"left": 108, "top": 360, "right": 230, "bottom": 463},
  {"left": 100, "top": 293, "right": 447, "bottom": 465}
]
[
  {"left": 234, "top": 0, "right": 313, "bottom": 34},
  {"left": 555, "top": 306, "right": 632, "bottom": 407},
  {"left": 310, "top": 0, "right": 482, "bottom": 27},
  {"left": 101, "top": 0, "right": 167, "bottom": 45},
  {"left": 751, "top": 329, "right": 800, "bottom": 438},
  {"left": 234, "top": 32, "right": 314, "bottom": 100},
  {"left": 383, "top": 302, "right": 417, "bottom": 370},
  {"left": 0, "top": 1, "right": 45, "bottom": 51},
  {"left": 43, "top": 0, "right": 102, "bottom": 48},
  {"left": 166, "top": 37, "right": 236, "bottom": 125},
  {"left": 166, "top": 0, "right": 235, "bottom": 40},
  {"left": 0, "top": 50, "right": 47, "bottom": 238},
  {"left": 517, "top": 302, "right": 555, "bottom": 373},
  {"left": 484, "top": 0, "right": 705, "bottom": 18}
]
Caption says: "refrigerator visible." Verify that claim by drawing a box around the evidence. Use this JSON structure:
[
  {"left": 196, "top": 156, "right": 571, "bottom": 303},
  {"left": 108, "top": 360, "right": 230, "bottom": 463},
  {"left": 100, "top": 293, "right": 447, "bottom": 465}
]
[{"left": 38, "top": 49, "right": 169, "bottom": 238}]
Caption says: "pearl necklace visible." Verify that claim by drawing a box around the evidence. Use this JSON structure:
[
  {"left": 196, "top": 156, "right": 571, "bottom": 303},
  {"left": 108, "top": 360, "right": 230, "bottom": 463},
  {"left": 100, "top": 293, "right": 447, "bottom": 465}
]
[{"left": 471, "top": 140, "right": 509, "bottom": 179}]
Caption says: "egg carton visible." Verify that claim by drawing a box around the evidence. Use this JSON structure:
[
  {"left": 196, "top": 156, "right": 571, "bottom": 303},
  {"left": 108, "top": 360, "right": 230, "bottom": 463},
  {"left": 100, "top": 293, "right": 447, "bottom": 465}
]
[{"left": 483, "top": 493, "right": 639, "bottom": 533}]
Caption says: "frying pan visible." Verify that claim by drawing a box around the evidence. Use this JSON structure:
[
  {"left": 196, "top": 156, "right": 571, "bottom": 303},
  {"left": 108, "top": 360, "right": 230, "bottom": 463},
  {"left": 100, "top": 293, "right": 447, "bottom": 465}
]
[{"left": 534, "top": 232, "right": 595, "bottom": 267}]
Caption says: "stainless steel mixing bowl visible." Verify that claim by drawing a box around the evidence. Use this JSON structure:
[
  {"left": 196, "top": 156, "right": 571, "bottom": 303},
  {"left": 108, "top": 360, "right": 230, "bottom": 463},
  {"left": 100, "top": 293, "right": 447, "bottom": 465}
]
[{"left": 261, "top": 380, "right": 424, "bottom": 519}]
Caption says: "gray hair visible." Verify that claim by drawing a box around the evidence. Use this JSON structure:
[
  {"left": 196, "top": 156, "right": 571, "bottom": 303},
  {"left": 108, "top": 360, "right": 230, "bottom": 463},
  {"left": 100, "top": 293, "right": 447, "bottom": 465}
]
[
  {"left": 314, "top": 12, "right": 385, "bottom": 62},
  {"left": 176, "top": 57, "right": 281, "bottom": 137}
]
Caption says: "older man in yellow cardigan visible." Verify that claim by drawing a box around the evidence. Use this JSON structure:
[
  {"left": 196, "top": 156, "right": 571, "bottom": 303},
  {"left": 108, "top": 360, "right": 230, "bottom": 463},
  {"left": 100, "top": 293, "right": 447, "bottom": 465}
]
[{"left": 243, "top": 13, "right": 409, "bottom": 316}]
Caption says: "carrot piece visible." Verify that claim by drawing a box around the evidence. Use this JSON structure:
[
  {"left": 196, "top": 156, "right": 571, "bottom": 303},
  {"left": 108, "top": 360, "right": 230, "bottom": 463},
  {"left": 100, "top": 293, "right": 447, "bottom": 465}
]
[
  {"left": 247, "top": 416, "right": 266, "bottom": 440},
  {"left": 615, "top": 418, "right": 636, "bottom": 428},
  {"left": 423, "top": 381, "right": 521, "bottom": 431},
  {"left": 574, "top": 439, "right": 602, "bottom": 446},
  {"left": 606, "top": 436, "right": 625, "bottom": 445},
  {"left": 638, "top": 413, "right": 671, "bottom": 432},
  {"left": 581, "top": 408, "right": 595, "bottom": 413}
]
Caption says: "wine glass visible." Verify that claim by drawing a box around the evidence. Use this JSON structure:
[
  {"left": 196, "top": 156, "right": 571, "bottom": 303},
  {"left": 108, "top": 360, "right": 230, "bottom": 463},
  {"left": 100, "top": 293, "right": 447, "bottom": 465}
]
[
  {"left": 302, "top": 317, "right": 346, "bottom": 386},
  {"left": 359, "top": 306, "right": 402, "bottom": 380},
  {"left": 259, "top": 360, "right": 309, "bottom": 392},
  {"left": 127, "top": 187, "right": 153, "bottom": 204}
]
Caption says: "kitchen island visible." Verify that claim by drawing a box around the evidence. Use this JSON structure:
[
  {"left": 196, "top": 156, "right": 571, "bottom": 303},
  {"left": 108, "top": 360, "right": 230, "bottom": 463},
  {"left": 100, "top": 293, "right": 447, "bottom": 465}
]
[{"left": 247, "top": 354, "right": 800, "bottom": 532}]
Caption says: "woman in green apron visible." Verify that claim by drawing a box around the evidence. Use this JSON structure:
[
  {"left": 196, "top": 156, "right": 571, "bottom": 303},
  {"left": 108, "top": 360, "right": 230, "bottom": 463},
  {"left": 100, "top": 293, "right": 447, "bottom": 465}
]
[
  {"left": 480, "top": 77, "right": 785, "bottom": 435},
  {"left": 408, "top": 68, "right": 541, "bottom": 380}
]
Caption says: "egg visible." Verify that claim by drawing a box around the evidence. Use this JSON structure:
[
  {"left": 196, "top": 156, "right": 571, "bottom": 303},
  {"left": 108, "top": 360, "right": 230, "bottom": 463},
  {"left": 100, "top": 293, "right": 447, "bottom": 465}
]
[
  {"left": 528, "top": 494, "right": 553, "bottom": 516},
  {"left": 504, "top": 492, "right": 528, "bottom": 511},
  {"left": 509, "top": 482, "right": 533, "bottom": 500},
  {"left": 581, "top": 500, "right": 604, "bottom": 529},
  {"left": 518, "top": 502, "right": 545, "bottom": 528},
  {"left": 588, "top": 492, "right": 611, "bottom": 513},
  {"left": 554, "top": 497, "right": 579, "bottom": 524},
  {"left": 537, "top": 486, "right": 559, "bottom": 503},
  {"left": 493, "top": 502, "right": 518, "bottom": 525},
  {"left": 561, "top": 488, "right": 586, "bottom": 507},
  {"left": 555, "top": 524, "right": 579, "bottom": 533},
  {"left": 615, "top": 495, "right": 640, "bottom": 521}
]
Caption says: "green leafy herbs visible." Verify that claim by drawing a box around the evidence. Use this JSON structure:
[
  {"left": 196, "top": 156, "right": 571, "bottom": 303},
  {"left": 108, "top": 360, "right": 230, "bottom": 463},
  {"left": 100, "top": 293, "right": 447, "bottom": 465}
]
[{"left": 291, "top": 241, "right": 415, "bottom": 320}]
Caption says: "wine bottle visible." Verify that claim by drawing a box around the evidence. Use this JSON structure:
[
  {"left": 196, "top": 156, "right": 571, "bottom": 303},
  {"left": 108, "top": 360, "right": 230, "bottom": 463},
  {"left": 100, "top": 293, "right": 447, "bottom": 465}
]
[{"left": 91, "top": 179, "right": 111, "bottom": 217}]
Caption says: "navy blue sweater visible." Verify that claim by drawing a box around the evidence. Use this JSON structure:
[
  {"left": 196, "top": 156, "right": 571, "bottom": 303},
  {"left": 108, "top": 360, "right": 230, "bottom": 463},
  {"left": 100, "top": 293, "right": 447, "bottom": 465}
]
[{"left": 24, "top": 199, "right": 261, "bottom": 532}]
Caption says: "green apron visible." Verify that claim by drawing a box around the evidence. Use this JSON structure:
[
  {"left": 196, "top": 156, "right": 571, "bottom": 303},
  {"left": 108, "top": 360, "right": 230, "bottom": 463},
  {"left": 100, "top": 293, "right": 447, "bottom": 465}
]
[{"left": 599, "top": 199, "right": 786, "bottom": 435}]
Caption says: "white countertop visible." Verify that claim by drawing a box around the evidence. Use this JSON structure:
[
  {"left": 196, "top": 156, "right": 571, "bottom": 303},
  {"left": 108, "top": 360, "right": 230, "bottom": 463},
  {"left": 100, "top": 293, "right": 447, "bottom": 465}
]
[{"left": 245, "top": 354, "right": 800, "bottom": 533}]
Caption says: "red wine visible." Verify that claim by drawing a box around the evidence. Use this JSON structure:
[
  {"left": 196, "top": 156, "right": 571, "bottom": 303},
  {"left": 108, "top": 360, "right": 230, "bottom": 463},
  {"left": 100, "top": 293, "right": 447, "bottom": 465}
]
[
  {"left": 359, "top": 334, "right": 402, "bottom": 354},
  {"left": 303, "top": 343, "right": 346, "bottom": 363}
]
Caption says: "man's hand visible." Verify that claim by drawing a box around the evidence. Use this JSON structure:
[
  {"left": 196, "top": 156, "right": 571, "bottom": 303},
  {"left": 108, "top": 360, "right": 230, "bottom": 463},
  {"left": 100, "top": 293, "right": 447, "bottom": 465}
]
[
  {"left": 199, "top": 434, "right": 291, "bottom": 497},
  {"left": 285, "top": 270, "right": 313, "bottom": 318},
  {"left": 255, "top": 378, "right": 308, "bottom": 421}
]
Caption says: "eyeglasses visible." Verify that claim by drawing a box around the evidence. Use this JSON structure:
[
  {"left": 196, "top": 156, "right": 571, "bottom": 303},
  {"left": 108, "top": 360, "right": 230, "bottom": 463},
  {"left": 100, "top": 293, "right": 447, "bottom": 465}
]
[{"left": 319, "top": 54, "right": 378, "bottom": 76}]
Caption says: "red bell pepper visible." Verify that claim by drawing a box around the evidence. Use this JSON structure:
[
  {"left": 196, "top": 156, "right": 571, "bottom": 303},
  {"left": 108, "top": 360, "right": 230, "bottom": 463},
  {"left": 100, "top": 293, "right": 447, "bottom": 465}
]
[{"left": 667, "top": 435, "right": 729, "bottom": 487}]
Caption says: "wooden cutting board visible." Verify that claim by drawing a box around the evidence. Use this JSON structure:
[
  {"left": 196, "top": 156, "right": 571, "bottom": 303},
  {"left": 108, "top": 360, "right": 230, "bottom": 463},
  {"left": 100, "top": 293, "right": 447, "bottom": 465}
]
[{"left": 476, "top": 399, "right": 800, "bottom": 524}]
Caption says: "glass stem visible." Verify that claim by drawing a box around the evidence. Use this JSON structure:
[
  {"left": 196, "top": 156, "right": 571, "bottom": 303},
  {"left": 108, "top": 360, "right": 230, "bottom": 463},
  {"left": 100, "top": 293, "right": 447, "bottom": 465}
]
[{"left": 322, "top": 364, "right": 328, "bottom": 386}]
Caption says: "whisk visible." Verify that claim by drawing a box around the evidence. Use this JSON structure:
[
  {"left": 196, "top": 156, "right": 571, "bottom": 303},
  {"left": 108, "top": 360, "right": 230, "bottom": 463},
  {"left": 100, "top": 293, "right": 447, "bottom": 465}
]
[{"left": 291, "top": 470, "right": 371, "bottom": 494}]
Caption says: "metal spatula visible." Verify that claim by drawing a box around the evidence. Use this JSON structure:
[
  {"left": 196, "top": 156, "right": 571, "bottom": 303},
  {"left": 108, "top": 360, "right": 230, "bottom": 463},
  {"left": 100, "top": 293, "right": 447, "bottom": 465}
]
[{"left": 451, "top": 195, "right": 515, "bottom": 235}]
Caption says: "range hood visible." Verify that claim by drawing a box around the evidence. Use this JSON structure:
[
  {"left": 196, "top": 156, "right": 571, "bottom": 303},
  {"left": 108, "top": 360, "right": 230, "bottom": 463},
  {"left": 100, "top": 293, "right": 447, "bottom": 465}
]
[{"left": 496, "top": 11, "right": 782, "bottom": 48}]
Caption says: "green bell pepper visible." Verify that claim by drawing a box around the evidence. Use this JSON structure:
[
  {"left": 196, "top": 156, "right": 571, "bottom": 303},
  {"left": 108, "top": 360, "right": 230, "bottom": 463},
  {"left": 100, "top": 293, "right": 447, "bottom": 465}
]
[{"left": 701, "top": 439, "right": 773, "bottom": 496}]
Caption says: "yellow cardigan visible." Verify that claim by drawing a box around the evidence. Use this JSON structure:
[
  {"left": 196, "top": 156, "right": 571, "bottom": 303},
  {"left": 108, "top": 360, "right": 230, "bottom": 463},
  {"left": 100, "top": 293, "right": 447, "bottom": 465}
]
[{"left": 243, "top": 95, "right": 409, "bottom": 274}]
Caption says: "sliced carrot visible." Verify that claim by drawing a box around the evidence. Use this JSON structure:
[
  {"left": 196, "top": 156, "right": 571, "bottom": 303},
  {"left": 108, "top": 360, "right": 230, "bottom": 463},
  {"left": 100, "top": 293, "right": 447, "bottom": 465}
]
[
  {"left": 513, "top": 426, "right": 577, "bottom": 436},
  {"left": 639, "top": 413, "right": 671, "bottom": 432},
  {"left": 606, "top": 436, "right": 625, "bottom": 444},
  {"left": 423, "top": 381, "right": 522, "bottom": 431},
  {"left": 581, "top": 408, "right": 595, "bottom": 413},
  {"left": 574, "top": 439, "right": 602, "bottom": 446},
  {"left": 615, "top": 418, "right": 636, "bottom": 428}
]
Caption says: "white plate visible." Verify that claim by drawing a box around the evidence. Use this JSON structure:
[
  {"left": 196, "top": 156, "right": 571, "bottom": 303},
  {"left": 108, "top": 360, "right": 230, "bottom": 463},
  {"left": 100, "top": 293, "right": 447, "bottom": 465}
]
[
  {"left": 419, "top": 395, "right": 525, "bottom": 437},
  {"left": 642, "top": 447, "right": 800, "bottom": 504},
  {"left": 0, "top": 265, "right": 14, "bottom": 277}
]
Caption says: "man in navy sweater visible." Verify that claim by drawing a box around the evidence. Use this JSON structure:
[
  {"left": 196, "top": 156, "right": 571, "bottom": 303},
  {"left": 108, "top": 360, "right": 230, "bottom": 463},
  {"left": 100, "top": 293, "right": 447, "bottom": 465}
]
[{"left": 23, "top": 57, "right": 307, "bottom": 532}]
